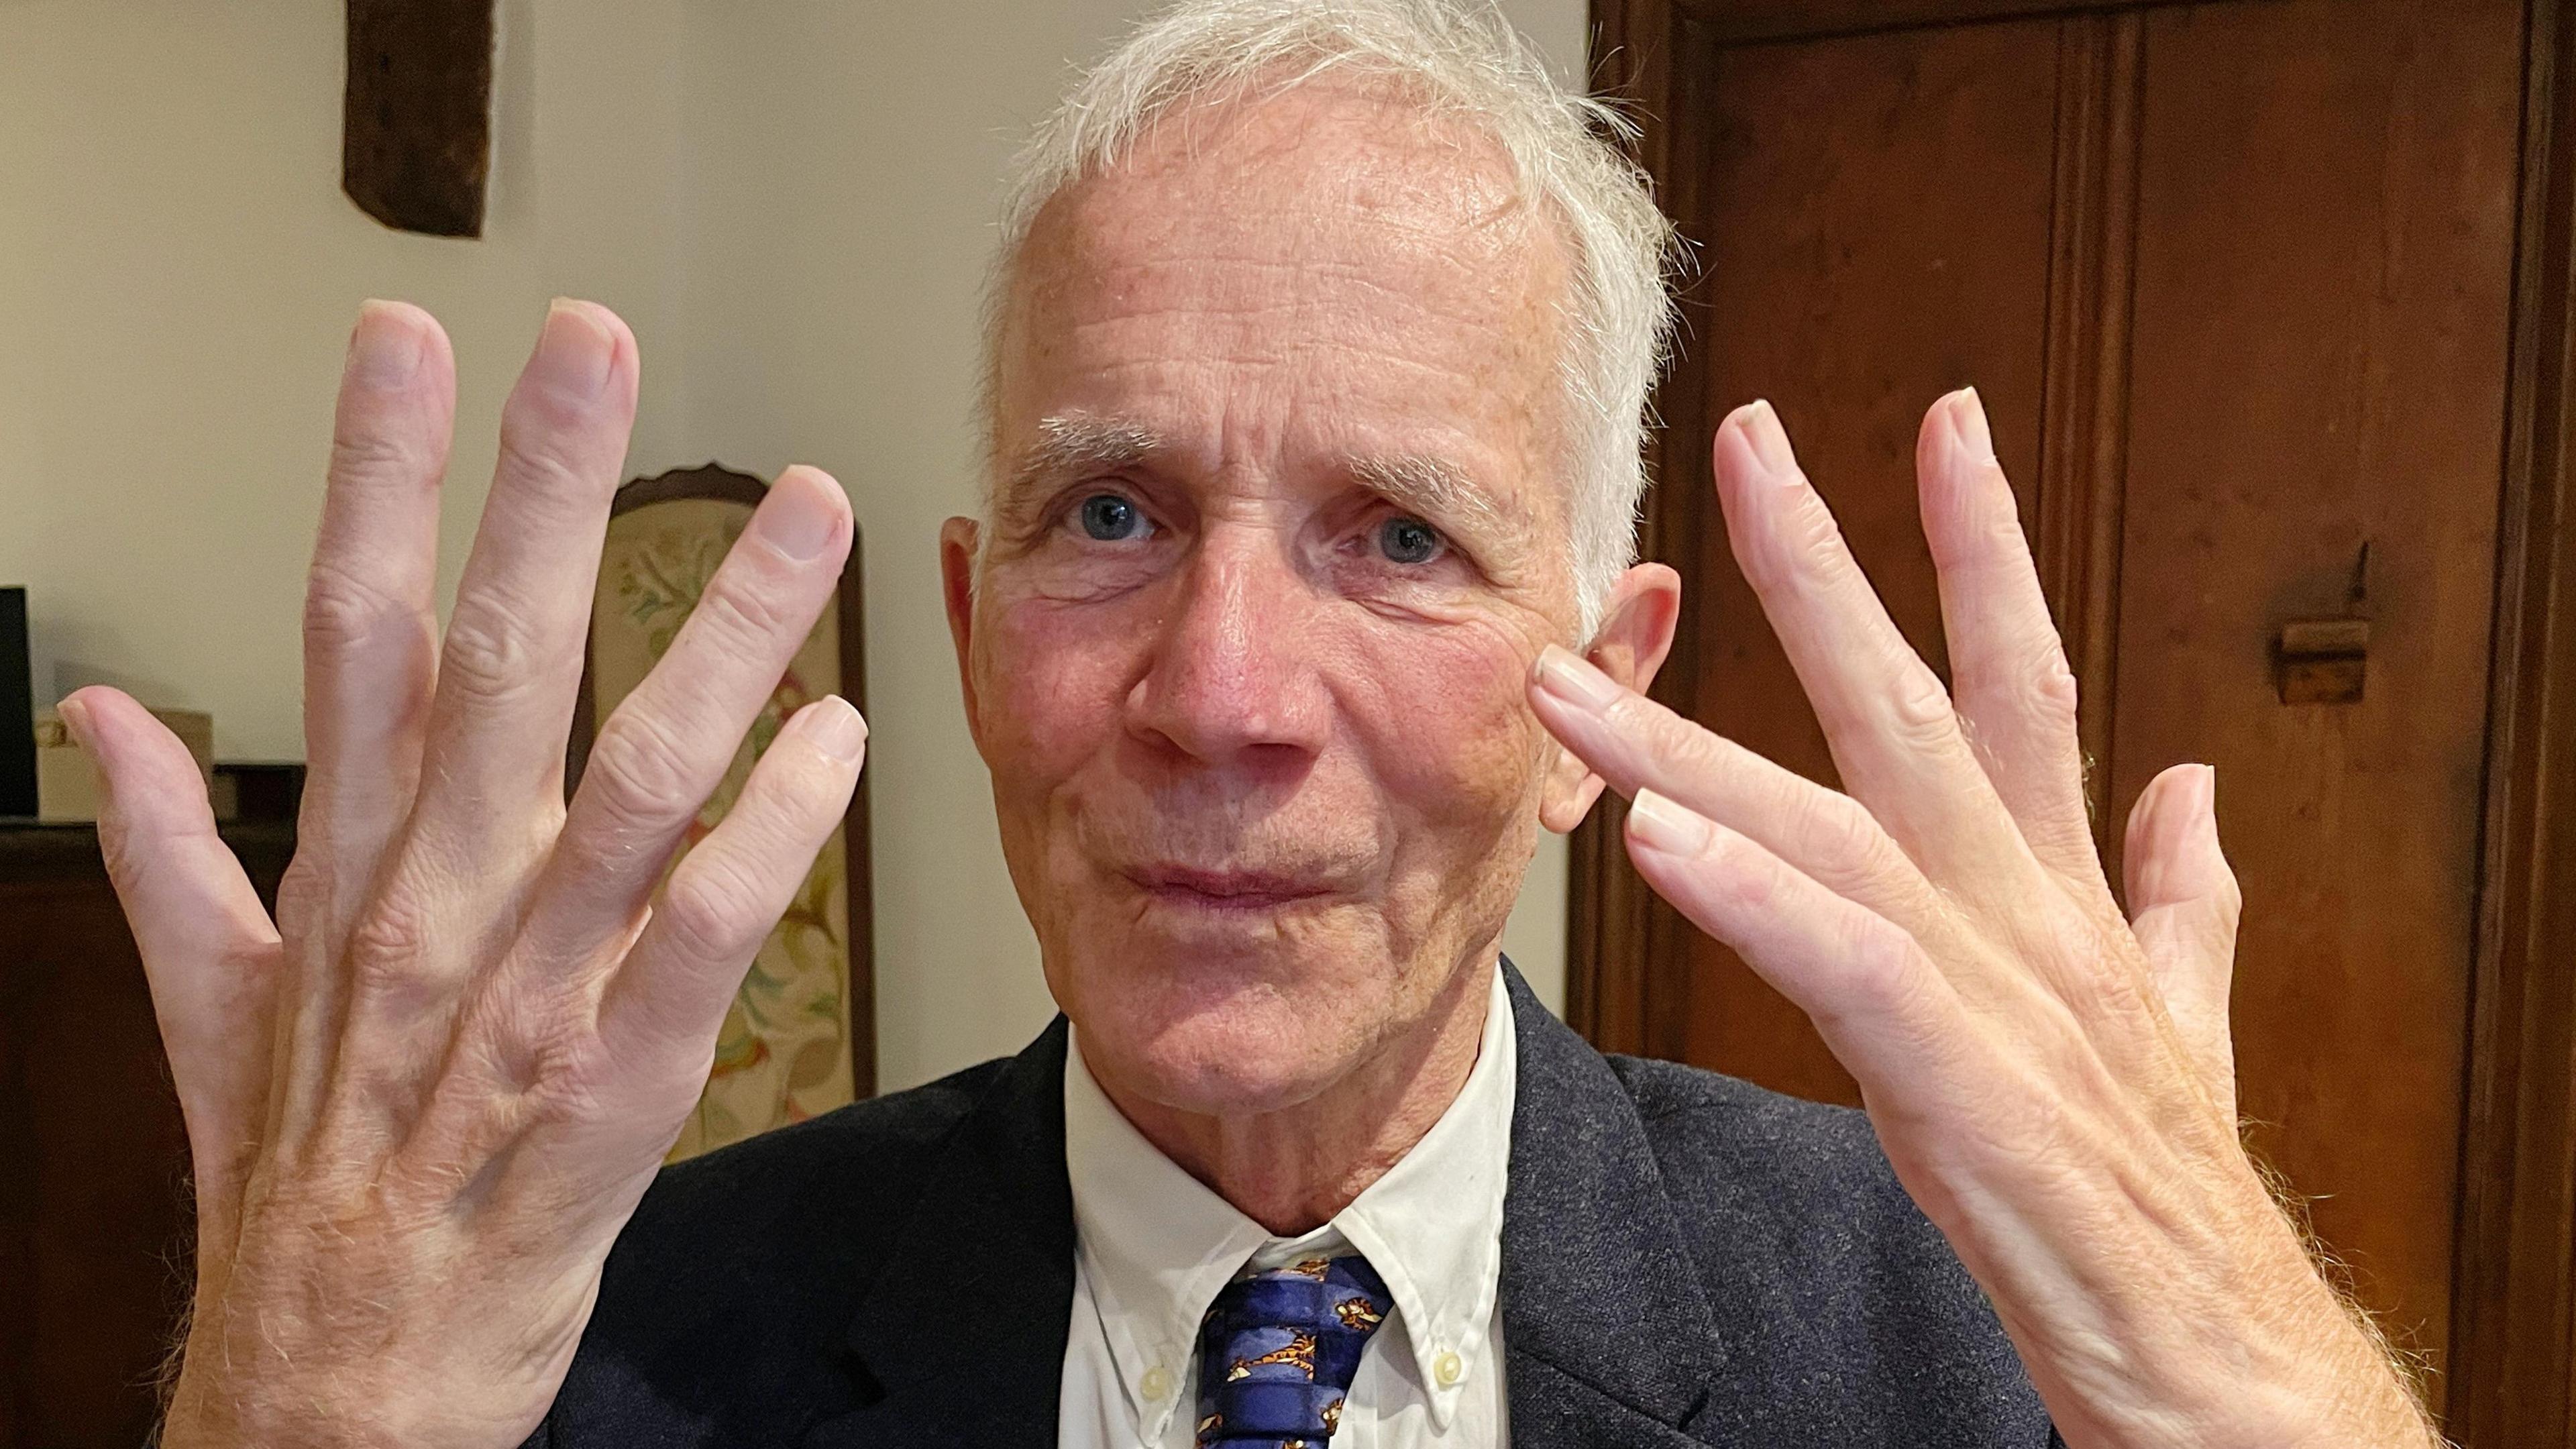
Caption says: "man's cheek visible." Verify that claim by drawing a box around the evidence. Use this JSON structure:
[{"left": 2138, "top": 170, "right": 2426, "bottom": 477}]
[
  {"left": 981, "top": 606, "right": 1136, "bottom": 770},
  {"left": 1347, "top": 635, "right": 1542, "bottom": 818}
]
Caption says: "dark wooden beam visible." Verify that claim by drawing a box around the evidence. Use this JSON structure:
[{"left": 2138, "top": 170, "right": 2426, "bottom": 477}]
[
  {"left": 341, "top": 0, "right": 492, "bottom": 237},
  {"left": 2447, "top": 1, "right": 2576, "bottom": 1442},
  {"left": 1670, "top": 0, "right": 2235, "bottom": 46}
]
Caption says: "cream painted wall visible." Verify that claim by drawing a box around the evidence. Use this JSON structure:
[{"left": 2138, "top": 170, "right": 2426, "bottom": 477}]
[
  {"left": 0, "top": 0, "right": 1591, "bottom": 1093},
  {"left": 0, "top": 0, "right": 700, "bottom": 755}
]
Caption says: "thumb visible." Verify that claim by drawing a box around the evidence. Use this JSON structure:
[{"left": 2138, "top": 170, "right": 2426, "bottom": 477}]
[
  {"left": 63, "top": 687, "right": 282, "bottom": 1221},
  {"left": 2123, "top": 763, "right": 2242, "bottom": 1120}
]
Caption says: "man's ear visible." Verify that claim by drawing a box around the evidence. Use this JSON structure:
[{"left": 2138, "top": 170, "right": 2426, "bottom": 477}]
[
  {"left": 940, "top": 517, "right": 984, "bottom": 745},
  {"left": 1538, "top": 561, "right": 1681, "bottom": 833}
]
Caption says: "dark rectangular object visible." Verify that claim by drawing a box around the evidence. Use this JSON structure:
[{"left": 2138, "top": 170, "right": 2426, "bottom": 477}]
[
  {"left": 342, "top": 0, "right": 493, "bottom": 237},
  {"left": 0, "top": 588, "right": 32, "bottom": 816}
]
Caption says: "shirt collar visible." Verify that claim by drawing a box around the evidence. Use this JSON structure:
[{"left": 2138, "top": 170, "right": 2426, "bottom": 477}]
[{"left": 1063, "top": 961, "right": 1518, "bottom": 1440}]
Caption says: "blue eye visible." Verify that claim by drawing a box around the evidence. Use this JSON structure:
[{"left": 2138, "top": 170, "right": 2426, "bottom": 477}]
[
  {"left": 1378, "top": 515, "right": 1441, "bottom": 565},
  {"left": 1078, "top": 493, "right": 1147, "bottom": 541}
]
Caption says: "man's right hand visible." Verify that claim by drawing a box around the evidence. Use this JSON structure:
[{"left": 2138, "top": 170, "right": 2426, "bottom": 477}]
[{"left": 60, "top": 300, "right": 865, "bottom": 1448}]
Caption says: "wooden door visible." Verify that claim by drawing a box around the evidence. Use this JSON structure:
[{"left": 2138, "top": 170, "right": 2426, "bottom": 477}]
[{"left": 1573, "top": 1, "right": 2576, "bottom": 1442}]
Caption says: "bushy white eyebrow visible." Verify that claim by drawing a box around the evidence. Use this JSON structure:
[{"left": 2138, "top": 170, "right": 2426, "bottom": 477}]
[
  {"left": 1014, "top": 413, "right": 1163, "bottom": 494},
  {"left": 1352, "top": 453, "right": 1523, "bottom": 554}
]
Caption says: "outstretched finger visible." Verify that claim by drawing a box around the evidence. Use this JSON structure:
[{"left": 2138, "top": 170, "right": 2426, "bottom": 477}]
[
  {"left": 1916, "top": 389, "right": 2108, "bottom": 906},
  {"left": 1711, "top": 402, "right": 2041, "bottom": 907},
  {"left": 1619, "top": 786, "right": 1969, "bottom": 1092},
  {"left": 61, "top": 688, "right": 282, "bottom": 1214},
  {"left": 299, "top": 301, "right": 453, "bottom": 950},
  {"left": 524, "top": 466, "right": 853, "bottom": 971},
  {"left": 409, "top": 300, "right": 640, "bottom": 857},
  {"left": 2123, "top": 763, "right": 2241, "bottom": 1117},
  {"left": 1528, "top": 645, "right": 1950, "bottom": 936},
  {"left": 596, "top": 695, "right": 866, "bottom": 1088}
]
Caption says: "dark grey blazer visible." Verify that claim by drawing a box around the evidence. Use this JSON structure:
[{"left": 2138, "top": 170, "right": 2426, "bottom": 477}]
[{"left": 531, "top": 965, "right": 2061, "bottom": 1446}]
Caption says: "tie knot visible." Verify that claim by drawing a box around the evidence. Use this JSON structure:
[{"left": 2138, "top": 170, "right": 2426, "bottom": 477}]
[{"left": 1194, "top": 1254, "right": 1392, "bottom": 1448}]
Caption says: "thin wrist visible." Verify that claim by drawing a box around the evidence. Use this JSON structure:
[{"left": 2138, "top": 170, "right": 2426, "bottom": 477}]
[{"left": 2008, "top": 1190, "right": 2434, "bottom": 1449}]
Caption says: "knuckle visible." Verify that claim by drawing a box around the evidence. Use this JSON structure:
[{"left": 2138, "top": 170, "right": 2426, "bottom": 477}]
[
  {"left": 2214, "top": 869, "right": 2246, "bottom": 922},
  {"left": 1886, "top": 662, "right": 1964, "bottom": 752},
  {"left": 498, "top": 991, "right": 593, "bottom": 1089},
  {"left": 301, "top": 560, "right": 411, "bottom": 655},
  {"left": 1656, "top": 708, "right": 1724, "bottom": 771},
  {"left": 749, "top": 735, "right": 843, "bottom": 816},
  {"left": 273, "top": 857, "right": 332, "bottom": 932},
  {"left": 1748, "top": 488, "right": 1848, "bottom": 594},
  {"left": 2022, "top": 639, "right": 2082, "bottom": 724},
  {"left": 1703, "top": 830, "right": 1782, "bottom": 914},
  {"left": 437, "top": 601, "right": 549, "bottom": 708},
  {"left": 1607, "top": 688, "right": 1694, "bottom": 758},
  {"left": 657, "top": 851, "right": 774, "bottom": 966},
  {"left": 93, "top": 814, "right": 146, "bottom": 888},
  {"left": 690, "top": 570, "right": 805, "bottom": 656},
  {"left": 496, "top": 409, "right": 612, "bottom": 496},
  {"left": 1825, "top": 911, "right": 1926, "bottom": 1017},
  {"left": 580, "top": 710, "right": 709, "bottom": 836},
  {"left": 345, "top": 892, "right": 435, "bottom": 988},
  {"left": 1799, "top": 792, "right": 1893, "bottom": 875},
  {"left": 326, "top": 427, "right": 417, "bottom": 486}
]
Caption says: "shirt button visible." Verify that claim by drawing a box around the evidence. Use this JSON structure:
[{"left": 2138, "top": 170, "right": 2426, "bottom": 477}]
[
  {"left": 1433, "top": 1350, "right": 1464, "bottom": 1388},
  {"left": 1140, "top": 1365, "right": 1173, "bottom": 1402}
]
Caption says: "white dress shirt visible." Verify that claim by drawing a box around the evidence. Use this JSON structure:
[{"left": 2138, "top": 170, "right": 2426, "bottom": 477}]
[{"left": 1058, "top": 962, "right": 1517, "bottom": 1448}]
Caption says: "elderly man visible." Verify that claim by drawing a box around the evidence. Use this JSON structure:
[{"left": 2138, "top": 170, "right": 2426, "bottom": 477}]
[{"left": 66, "top": 2, "right": 2437, "bottom": 1446}]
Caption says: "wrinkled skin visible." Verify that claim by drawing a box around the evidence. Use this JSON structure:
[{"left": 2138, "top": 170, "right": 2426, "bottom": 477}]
[
  {"left": 72, "top": 302, "right": 867, "bottom": 1446},
  {"left": 946, "top": 81, "right": 1670, "bottom": 1228},
  {"left": 71, "top": 70, "right": 2434, "bottom": 1449},
  {"left": 1529, "top": 396, "right": 2438, "bottom": 1448}
]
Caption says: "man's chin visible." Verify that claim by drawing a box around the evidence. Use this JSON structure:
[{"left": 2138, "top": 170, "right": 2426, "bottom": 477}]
[{"left": 1067, "top": 965, "right": 1381, "bottom": 1118}]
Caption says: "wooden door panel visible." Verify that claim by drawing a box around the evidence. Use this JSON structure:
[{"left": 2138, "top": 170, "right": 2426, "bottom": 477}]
[
  {"left": 1672, "top": 0, "right": 2204, "bottom": 44},
  {"left": 2116, "top": 0, "right": 2524, "bottom": 1379},
  {"left": 1676, "top": 17, "right": 2063, "bottom": 1106},
  {"left": 1591, "top": 0, "right": 2576, "bottom": 1439},
  {"left": 1601, "top": 0, "right": 2522, "bottom": 1396}
]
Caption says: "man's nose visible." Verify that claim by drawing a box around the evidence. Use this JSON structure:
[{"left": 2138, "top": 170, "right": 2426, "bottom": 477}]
[{"left": 1126, "top": 529, "right": 1332, "bottom": 769}]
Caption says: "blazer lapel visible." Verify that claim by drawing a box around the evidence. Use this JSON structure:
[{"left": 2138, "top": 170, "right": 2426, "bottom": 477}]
[
  {"left": 804, "top": 1019, "right": 1077, "bottom": 1449},
  {"left": 1498, "top": 963, "right": 1732, "bottom": 1446},
  {"left": 804, "top": 964, "right": 1752, "bottom": 1448}
]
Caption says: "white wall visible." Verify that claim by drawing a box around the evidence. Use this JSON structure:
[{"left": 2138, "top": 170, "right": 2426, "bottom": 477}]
[
  {"left": 0, "top": 0, "right": 700, "bottom": 753},
  {"left": 0, "top": 0, "right": 1588, "bottom": 1093}
]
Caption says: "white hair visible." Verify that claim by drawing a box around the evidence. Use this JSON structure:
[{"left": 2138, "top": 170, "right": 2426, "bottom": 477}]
[{"left": 985, "top": 0, "right": 1679, "bottom": 638}]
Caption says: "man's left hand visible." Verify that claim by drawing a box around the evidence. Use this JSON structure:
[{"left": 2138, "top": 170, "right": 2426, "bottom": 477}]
[{"left": 1529, "top": 390, "right": 2437, "bottom": 1449}]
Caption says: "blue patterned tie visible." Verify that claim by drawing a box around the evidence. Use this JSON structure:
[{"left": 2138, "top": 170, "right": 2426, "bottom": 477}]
[{"left": 1193, "top": 1254, "right": 1393, "bottom": 1448}]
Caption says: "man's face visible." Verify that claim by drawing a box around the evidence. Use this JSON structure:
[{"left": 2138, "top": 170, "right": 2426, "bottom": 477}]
[{"left": 950, "top": 81, "right": 1579, "bottom": 1117}]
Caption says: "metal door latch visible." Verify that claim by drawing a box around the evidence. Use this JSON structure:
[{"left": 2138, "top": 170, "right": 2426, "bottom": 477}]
[{"left": 2275, "top": 543, "right": 2372, "bottom": 705}]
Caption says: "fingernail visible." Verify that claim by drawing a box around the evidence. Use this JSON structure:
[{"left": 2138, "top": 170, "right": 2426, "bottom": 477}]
[
  {"left": 801, "top": 695, "right": 868, "bottom": 764},
  {"left": 754, "top": 470, "right": 844, "bottom": 560},
  {"left": 1627, "top": 789, "right": 1713, "bottom": 855},
  {"left": 1737, "top": 399, "right": 1799, "bottom": 476},
  {"left": 531, "top": 298, "right": 615, "bottom": 400},
  {"left": 1535, "top": 643, "right": 1623, "bottom": 712},
  {"left": 54, "top": 694, "right": 91, "bottom": 749},
  {"left": 2198, "top": 763, "right": 2218, "bottom": 816},
  {"left": 347, "top": 300, "right": 422, "bottom": 388},
  {"left": 1951, "top": 387, "right": 1996, "bottom": 463}
]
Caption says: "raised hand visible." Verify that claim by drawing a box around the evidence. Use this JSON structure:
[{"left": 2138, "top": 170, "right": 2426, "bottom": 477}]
[
  {"left": 1529, "top": 392, "right": 2436, "bottom": 1448},
  {"left": 59, "top": 301, "right": 863, "bottom": 1448}
]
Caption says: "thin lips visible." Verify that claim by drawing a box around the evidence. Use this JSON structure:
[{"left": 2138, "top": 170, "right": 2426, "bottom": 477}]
[{"left": 1128, "top": 864, "right": 1338, "bottom": 902}]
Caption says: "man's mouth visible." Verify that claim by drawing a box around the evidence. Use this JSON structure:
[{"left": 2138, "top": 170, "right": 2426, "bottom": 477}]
[{"left": 1122, "top": 864, "right": 1340, "bottom": 912}]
